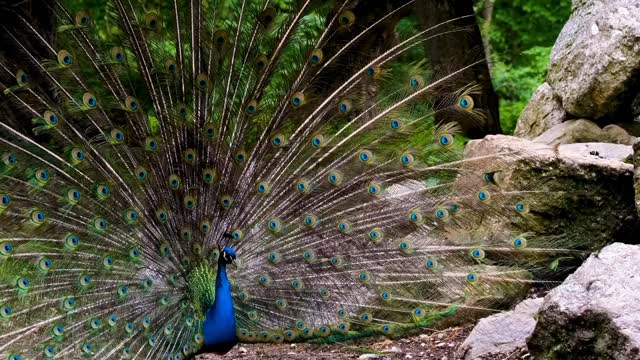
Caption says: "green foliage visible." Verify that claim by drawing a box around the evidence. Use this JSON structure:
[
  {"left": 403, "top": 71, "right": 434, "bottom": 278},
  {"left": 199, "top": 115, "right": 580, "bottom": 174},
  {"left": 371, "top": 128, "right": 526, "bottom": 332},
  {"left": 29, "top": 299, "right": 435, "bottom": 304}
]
[
  {"left": 491, "top": 46, "right": 553, "bottom": 134},
  {"left": 479, "top": 0, "right": 571, "bottom": 133},
  {"left": 488, "top": 0, "right": 570, "bottom": 61},
  {"left": 63, "top": 0, "right": 571, "bottom": 136}
]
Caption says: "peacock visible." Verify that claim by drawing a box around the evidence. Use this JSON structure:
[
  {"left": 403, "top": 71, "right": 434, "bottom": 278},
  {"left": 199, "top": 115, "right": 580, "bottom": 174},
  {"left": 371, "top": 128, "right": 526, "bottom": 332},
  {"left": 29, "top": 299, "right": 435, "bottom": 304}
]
[{"left": 0, "top": 0, "right": 586, "bottom": 359}]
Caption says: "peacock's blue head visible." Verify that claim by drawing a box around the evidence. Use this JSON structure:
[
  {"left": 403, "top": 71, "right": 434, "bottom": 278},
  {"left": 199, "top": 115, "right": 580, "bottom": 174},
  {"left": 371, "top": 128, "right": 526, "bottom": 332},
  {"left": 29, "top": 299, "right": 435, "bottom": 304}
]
[{"left": 220, "top": 247, "right": 237, "bottom": 265}]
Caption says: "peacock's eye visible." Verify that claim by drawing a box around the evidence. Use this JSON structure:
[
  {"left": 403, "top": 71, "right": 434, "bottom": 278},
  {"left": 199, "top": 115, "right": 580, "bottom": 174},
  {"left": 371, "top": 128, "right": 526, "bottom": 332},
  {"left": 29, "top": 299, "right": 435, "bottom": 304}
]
[
  {"left": 1, "top": 194, "right": 10, "bottom": 207},
  {"left": 66, "top": 234, "right": 80, "bottom": 249},
  {"left": 439, "top": 134, "right": 453, "bottom": 146},
  {"left": 368, "top": 228, "right": 383, "bottom": 243},
  {"left": 79, "top": 274, "right": 91, "bottom": 286},
  {"left": 195, "top": 73, "right": 209, "bottom": 90},
  {"left": 367, "top": 182, "right": 381, "bottom": 195},
  {"left": 470, "top": 249, "right": 485, "bottom": 259},
  {"left": 44, "top": 346, "right": 55, "bottom": 357},
  {"left": 359, "top": 150, "right": 372, "bottom": 163},
  {"left": 163, "top": 58, "right": 178, "bottom": 73},
  {"left": 311, "top": 134, "right": 324, "bottom": 147},
  {"left": 409, "top": 209, "right": 423, "bottom": 223},
  {"left": 35, "top": 168, "right": 49, "bottom": 183},
  {"left": 271, "top": 134, "right": 284, "bottom": 147},
  {"left": 337, "top": 220, "right": 351, "bottom": 234},
  {"left": 459, "top": 95, "right": 474, "bottom": 110},
  {"left": 52, "top": 324, "right": 64, "bottom": 336},
  {"left": 75, "top": 11, "right": 90, "bottom": 26},
  {"left": 14, "top": 69, "right": 29, "bottom": 87},
  {"left": 309, "top": 48, "right": 323, "bottom": 64},
  {"left": 31, "top": 210, "right": 46, "bottom": 224},
  {"left": 435, "top": 208, "right": 449, "bottom": 219},
  {"left": 3, "top": 152, "right": 16, "bottom": 166},
  {"left": 213, "top": 30, "right": 228, "bottom": 47},
  {"left": 338, "top": 99, "right": 352, "bottom": 113},
  {"left": 245, "top": 100, "right": 257, "bottom": 115},
  {"left": 477, "top": 189, "right": 490, "bottom": 202},
  {"left": 267, "top": 218, "right": 281, "bottom": 232},
  {"left": 82, "top": 93, "right": 97, "bottom": 108},
  {"left": 295, "top": 178, "right": 309, "bottom": 193},
  {"left": 57, "top": 50, "right": 73, "bottom": 66},
  {"left": 254, "top": 54, "right": 269, "bottom": 72},
  {"left": 409, "top": 75, "right": 425, "bottom": 89},
  {"left": 203, "top": 123, "right": 216, "bottom": 138},
  {"left": 38, "top": 257, "right": 52, "bottom": 271},
  {"left": 156, "top": 209, "right": 168, "bottom": 222},
  {"left": 0, "top": 242, "right": 12, "bottom": 256},
  {"left": 291, "top": 92, "right": 305, "bottom": 108},
  {"left": 401, "top": 153, "right": 415, "bottom": 166},
  {"left": 513, "top": 237, "right": 527, "bottom": 248},
  {"left": 338, "top": 10, "right": 355, "bottom": 27},
  {"left": 426, "top": 258, "right": 437, "bottom": 269},
  {"left": 145, "top": 13, "right": 160, "bottom": 30}
]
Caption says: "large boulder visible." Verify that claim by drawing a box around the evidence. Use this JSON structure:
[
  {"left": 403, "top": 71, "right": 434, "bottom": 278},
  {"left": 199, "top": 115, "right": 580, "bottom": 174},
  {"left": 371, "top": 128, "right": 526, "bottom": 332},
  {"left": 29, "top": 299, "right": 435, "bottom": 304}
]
[
  {"left": 546, "top": 0, "right": 640, "bottom": 119},
  {"left": 459, "top": 298, "right": 543, "bottom": 359},
  {"left": 533, "top": 119, "right": 636, "bottom": 146},
  {"left": 528, "top": 243, "right": 640, "bottom": 359},
  {"left": 514, "top": 83, "right": 567, "bottom": 139},
  {"left": 461, "top": 135, "right": 637, "bottom": 246}
]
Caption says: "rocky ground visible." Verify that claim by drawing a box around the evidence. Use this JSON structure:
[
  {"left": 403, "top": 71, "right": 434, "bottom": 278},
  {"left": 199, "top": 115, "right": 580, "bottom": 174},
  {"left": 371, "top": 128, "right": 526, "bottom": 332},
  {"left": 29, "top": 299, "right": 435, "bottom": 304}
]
[{"left": 196, "top": 326, "right": 531, "bottom": 360}]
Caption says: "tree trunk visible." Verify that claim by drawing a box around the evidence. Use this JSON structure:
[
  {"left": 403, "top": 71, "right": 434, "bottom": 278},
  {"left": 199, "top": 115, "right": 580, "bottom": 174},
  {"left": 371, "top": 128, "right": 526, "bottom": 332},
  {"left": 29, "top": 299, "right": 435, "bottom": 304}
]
[
  {"left": 415, "top": 0, "right": 501, "bottom": 138},
  {"left": 0, "top": 0, "right": 56, "bottom": 136}
]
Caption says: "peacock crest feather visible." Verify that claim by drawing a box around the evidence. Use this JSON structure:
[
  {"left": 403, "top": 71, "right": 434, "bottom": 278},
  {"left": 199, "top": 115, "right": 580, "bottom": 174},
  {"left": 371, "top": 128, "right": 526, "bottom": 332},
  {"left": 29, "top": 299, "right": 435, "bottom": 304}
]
[{"left": 0, "top": 0, "right": 585, "bottom": 358}]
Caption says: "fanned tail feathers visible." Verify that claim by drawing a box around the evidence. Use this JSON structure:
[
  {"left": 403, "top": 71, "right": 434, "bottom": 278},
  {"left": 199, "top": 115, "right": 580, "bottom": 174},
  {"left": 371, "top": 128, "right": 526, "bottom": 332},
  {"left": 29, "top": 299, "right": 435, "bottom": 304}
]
[{"left": 0, "top": 1, "right": 585, "bottom": 358}]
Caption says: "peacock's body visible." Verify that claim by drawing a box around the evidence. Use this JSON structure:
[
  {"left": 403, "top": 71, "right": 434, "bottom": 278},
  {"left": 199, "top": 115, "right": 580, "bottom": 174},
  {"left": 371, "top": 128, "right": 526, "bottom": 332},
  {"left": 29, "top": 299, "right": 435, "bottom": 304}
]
[{"left": 0, "top": 1, "right": 584, "bottom": 359}]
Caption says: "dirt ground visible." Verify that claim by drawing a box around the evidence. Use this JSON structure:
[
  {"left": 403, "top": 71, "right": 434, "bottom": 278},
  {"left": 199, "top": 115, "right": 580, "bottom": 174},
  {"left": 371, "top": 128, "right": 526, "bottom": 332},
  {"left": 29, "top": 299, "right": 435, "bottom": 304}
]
[{"left": 196, "top": 325, "right": 531, "bottom": 360}]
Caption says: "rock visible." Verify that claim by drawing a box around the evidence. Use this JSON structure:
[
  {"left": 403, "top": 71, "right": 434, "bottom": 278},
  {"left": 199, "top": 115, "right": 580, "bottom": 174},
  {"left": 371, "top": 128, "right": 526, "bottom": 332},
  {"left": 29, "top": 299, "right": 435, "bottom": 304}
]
[
  {"left": 603, "top": 124, "right": 637, "bottom": 145},
  {"left": 460, "top": 298, "right": 543, "bottom": 359},
  {"left": 560, "top": 142, "right": 633, "bottom": 162},
  {"left": 635, "top": 139, "right": 640, "bottom": 216},
  {"left": 462, "top": 135, "right": 637, "bottom": 246},
  {"left": 547, "top": 0, "right": 640, "bottom": 119},
  {"left": 528, "top": 243, "right": 640, "bottom": 359},
  {"left": 514, "top": 82, "right": 567, "bottom": 139},
  {"left": 533, "top": 119, "right": 636, "bottom": 146},
  {"left": 238, "top": 347, "right": 247, "bottom": 355},
  {"left": 382, "top": 346, "right": 402, "bottom": 354},
  {"left": 358, "top": 354, "right": 383, "bottom": 359}
]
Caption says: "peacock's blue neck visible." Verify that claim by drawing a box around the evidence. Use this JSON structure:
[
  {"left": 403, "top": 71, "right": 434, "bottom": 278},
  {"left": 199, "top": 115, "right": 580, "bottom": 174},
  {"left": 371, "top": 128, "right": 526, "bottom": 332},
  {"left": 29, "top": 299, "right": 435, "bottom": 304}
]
[{"left": 202, "top": 261, "right": 237, "bottom": 354}]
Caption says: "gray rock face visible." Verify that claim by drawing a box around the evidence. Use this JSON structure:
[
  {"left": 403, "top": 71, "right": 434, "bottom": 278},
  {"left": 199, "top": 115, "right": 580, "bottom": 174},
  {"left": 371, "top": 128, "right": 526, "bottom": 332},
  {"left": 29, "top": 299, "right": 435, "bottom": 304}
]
[
  {"left": 514, "top": 83, "right": 567, "bottom": 139},
  {"left": 547, "top": 0, "right": 640, "bottom": 119},
  {"left": 560, "top": 142, "right": 633, "bottom": 162},
  {"left": 462, "top": 135, "right": 637, "bottom": 245},
  {"left": 634, "top": 139, "right": 640, "bottom": 216},
  {"left": 533, "top": 119, "right": 636, "bottom": 146},
  {"left": 460, "top": 298, "right": 543, "bottom": 359},
  {"left": 528, "top": 243, "right": 640, "bottom": 359}
]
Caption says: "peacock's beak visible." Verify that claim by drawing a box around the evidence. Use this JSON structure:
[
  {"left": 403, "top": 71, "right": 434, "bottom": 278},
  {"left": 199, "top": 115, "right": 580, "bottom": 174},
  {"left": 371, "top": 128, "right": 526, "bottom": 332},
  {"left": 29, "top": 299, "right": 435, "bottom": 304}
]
[{"left": 230, "top": 258, "right": 237, "bottom": 268}]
